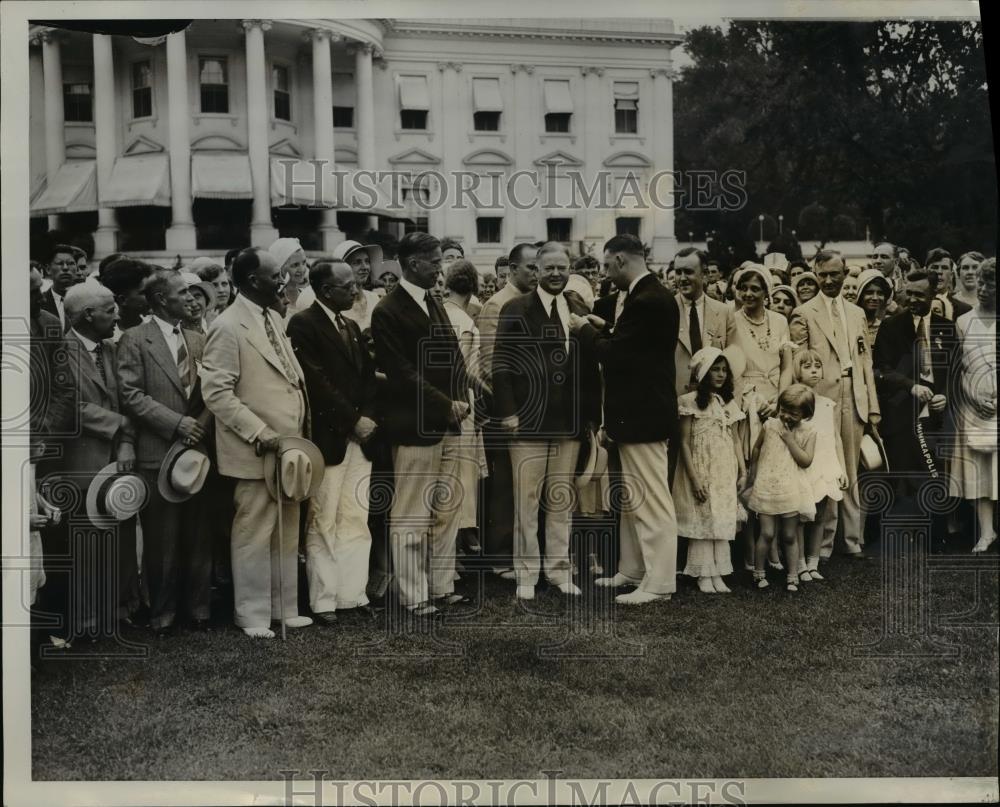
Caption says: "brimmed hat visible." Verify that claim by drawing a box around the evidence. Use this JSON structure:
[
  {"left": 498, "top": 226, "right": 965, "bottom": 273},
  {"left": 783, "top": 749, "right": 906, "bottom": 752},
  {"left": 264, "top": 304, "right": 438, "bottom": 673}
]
[
  {"left": 158, "top": 441, "right": 211, "bottom": 503},
  {"left": 791, "top": 272, "right": 820, "bottom": 296},
  {"left": 770, "top": 284, "right": 799, "bottom": 306},
  {"left": 86, "top": 463, "right": 149, "bottom": 527},
  {"left": 689, "top": 345, "right": 747, "bottom": 385},
  {"left": 331, "top": 240, "right": 384, "bottom": 267},
  {"left": 180, "top": 271, "right": 218, "bottom": 310},
  {"left": 575, "top": 428, "right": 609, "bottom": 488},
  {"left": 268, "top": 237, "right": 305, "bottom": 272},
  {"left": 860, "top": 428, "right": 890, "bottom": 472},
  {"left": 732, "top": 265, "right": 773, "bottom": 299},
  {"left": 263, "top": 436, "right": 325, "bottom": 502},
  {"left": 855, "top": 268, "right": 895, "bottom": 304},
  {"left": 375, "top": 259, "right": 402, "bottom": 283}
]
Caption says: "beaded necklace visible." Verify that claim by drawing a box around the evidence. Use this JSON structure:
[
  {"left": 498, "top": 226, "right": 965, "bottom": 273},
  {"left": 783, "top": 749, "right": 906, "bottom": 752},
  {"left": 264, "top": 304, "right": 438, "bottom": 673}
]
[{"left": 740, "top": 306, "right": 773, "bottom": 351}]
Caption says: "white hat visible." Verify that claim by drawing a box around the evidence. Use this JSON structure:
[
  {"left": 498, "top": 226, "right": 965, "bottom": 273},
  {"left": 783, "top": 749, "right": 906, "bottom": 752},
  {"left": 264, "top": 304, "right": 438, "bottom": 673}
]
[
  {"left": 86, "top": 463, "right": 149, "bottom": 527},
  {"left": 732, "top": 264, "right": 774, "bottom": 298},
  {"left": 158, "top": 441, "right": 212, "bottom": 502},
  {"left": 263, "top": 437, "right": 326, "bottom": 502},
  {"left": 268, "top": 237, "right": 305, "bottom": 272},
  {"left": 689, "top": 345, "right": 746, "bottom": 384},
  {"left": 331, "top": 240, "right": 383, "bottom": 266}
]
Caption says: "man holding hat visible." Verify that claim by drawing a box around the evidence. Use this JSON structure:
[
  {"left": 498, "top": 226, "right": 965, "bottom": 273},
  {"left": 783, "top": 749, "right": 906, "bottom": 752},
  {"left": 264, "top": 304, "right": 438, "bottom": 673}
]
[
  {"left": 118, "top": 269, "right": 213, "bottom": 634},
  {"left": 201, "top": 247, "right": 313, "bottom": 639},
  {"left": 41, "top": 283, "right": 141, "bottom": 643}
]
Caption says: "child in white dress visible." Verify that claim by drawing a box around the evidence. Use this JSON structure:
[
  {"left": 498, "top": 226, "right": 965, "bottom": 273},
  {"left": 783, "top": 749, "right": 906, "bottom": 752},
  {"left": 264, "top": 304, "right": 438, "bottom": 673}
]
[
  {"left": 794, "top": 350, "right": 848, "bottom": 581},
  {"left": 674, "top": 347, "right": 748, "bottom": 594},
  {"left": 744, "top": 384, "right": 817, "bottom": 592}
]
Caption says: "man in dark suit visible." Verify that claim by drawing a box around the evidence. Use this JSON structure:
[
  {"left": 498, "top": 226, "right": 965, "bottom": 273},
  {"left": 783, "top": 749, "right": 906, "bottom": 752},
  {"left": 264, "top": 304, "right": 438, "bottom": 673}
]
[
  {"left": 39, "top": 244, "right": 84, "bottom": 330},
  {"left": 29, "top": 264, "right": 73, "bottom": 451},
  {"left": 925, "top": 247, "right": 973, "bottom": 322},
  {"left": 118, "top": 269, "right": 212, "bottom": 634},
  {"left": 288, "top": 261, "right": 379, "bottom": 624},
  {"left": 40, "top": 282, "right": 139, "bottom": 643},
  {"left": 873, "top": 268, "right": 958, "bottom": 542},
  {"left": 371, "top": 232, "right": 473, "bottom": 618},
  {"left": 493, "top": 242, "right": 601, "bottom": 600},
  {"left": 570, "top": 234, "right": 681, "bottom": 606}
]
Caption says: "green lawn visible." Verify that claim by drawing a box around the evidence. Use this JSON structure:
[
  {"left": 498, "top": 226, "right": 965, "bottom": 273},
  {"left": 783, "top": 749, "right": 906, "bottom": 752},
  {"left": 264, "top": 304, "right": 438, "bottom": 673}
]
[{"left": 31, "top": 551, "right": 998, "bottom": 781}]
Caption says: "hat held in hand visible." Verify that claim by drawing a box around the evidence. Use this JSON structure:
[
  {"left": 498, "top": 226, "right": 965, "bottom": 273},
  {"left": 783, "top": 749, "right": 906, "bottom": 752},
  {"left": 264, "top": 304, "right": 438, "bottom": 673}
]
[
  {"left": 86, "top": 463, "right": 149, "bottom": 527},
  {"left": 263, "top": 437, "right": 325, "bottom": 502},
  {"left": 158, "top": 441, "right": 212, "bottom": 503}
]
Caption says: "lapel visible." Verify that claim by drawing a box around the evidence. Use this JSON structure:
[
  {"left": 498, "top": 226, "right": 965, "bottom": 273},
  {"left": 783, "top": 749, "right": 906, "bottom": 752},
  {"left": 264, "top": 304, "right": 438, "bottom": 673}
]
[
  {"left": 705, "top": 298, "right": 725, "bottom": 346},
  {"left": 238, "top": 302, "right": 297, "bottom": 382},
  {"left": 677, "top": 296, "right": 692, "bottom": 354},
  {"left": 68, "top": 330, "right": 110, "bottom": 396},
  {"left": 809, "top": 295, "right": 842, "bottom": 358},
  {"left": 393, "top": 283, "right": 431, "bottom": 326},
  {"left": 143, "top": 320, "right": 186, "bottom": 397},
  {"left": 311, "top": 302, "right": 354, "bottom": 366}
]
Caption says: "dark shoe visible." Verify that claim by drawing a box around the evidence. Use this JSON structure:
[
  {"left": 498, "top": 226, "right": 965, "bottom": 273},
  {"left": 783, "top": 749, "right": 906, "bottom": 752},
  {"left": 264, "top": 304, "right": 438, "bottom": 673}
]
[
  {"left": 408, "top": 604, "right": 442, "bottom": 620},
  {"left": 434, "top": 593, "right": 472, "bottom": 607},
  {"left": 152, "top": 624, "right": 175, "bottom": 638},
  {"left": 847, "top": 552, "right": 872, "bottom": 561},
  {"left": 314, "top": 611, "right": 338, "bottom": 625},
  {"left": 189, "top": 618, "right": 212, "bottom": 632}
]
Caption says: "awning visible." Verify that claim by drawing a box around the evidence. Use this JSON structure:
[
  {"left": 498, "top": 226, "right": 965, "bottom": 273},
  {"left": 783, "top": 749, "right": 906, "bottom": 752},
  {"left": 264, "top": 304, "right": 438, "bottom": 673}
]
[
  {"left": 332, "top": 72, "right": 357, "bottom": 108},
  {"left": 271, "top": 157, "right": 338, "bottom": 207},
  {"left": 398, "top": 75, "right": 430, "bottom": 111},
  {"left": 192, "top": 152, "right": 253, "bottom": 199},
  {"left": 31, "top": 161, "right": 98, "bottom": 216},
  {"left": 101, "top": 154, "right": 171, "bottom": 208},
  {"left": 472, "top": 77, "right": 503, "bottom": 112},
  {"left": 543, "top": 79, "right": 574, "bottom": 113},
  {"left": 613, "top": 80, "right": 640, "bottom": 99}
]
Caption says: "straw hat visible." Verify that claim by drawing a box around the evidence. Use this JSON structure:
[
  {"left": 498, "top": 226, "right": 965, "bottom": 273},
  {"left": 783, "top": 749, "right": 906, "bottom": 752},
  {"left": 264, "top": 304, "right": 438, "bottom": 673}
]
[
  {"left": 86, "top": 463, "right": 149, "bottom": 527},
  {"left": 158, "top": 441, "right": 212, "bottom": 503},
  {"left": 263, "top": 437, "right": 325, "bottom": 502}
]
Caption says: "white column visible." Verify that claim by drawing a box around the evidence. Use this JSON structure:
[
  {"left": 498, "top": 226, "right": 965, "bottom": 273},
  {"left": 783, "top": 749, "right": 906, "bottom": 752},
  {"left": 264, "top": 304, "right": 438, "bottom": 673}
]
[
  {"left": 91, "top": 34, "right": 119, "bottom": 254},
  {"left": 165, "top": 30, "right": 195, "bottom": 250},
  {"left": 438, "top": 61, "right": 463, "bottom": 244},
  {"left": 39, "top": 29, "right": 65, "bottom": 230},
  {"left": 580, "top": 66, "right": 606, "bottom": 255},
  {"left": 243, "top": 19, "right": 279, "bottom": 246},
  {"left": 650, "top": 65, "right": 677, "bottom": 263},
  {"left": 354, "top": 42, "right": 378, "bottom": 231},
  {"left": 311, "top": 28, "right": 343, "bottom": 252},
  {"left": 510, "top": 64, "right": 537, "bottom": 243}
]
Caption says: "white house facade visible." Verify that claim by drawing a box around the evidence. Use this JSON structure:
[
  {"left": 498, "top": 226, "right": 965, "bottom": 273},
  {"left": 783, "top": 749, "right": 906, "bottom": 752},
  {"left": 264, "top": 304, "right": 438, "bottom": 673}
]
[{"left": 29, "top": 18, "right": 681, "bottom": 267}]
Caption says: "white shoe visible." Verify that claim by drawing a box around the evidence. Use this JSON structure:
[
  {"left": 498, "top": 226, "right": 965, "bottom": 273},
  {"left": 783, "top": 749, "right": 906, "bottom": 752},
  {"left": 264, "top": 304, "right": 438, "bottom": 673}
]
[
  {"left": 711, "top": 576, "right": 731, "bottom": 594},
  {"left": 283, "top": 616, "right": 313, "bottom": 629},
  {"left": 973, "top": 534, "right": 997, "bottom": 553},
  {"left": 556, "top": 581, "right": 583, "bottom": 596},
  {"left": 595, "top": 573, "right": 640, "bottom": 588},
  {"left": 516, "top": 585, "right": 535, "bottom": 600},
  {"left": 615, "top": 590, "right": 670, "bottom": 606},
  {"left": 243, "top": 627, "right": 275, "bottom": 639},
  {"left": 697, "top": 577, "right": 717, "bottom": 594}
]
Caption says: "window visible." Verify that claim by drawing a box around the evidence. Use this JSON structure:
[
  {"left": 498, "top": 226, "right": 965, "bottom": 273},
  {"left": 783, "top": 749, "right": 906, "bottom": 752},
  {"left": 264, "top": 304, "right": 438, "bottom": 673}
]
[
  {"left": 404, "top": 217, "right": 429, "bottom": 235},
  {"left": 131, "top": 61, "right": 152, "bottom": 119},
  {"left": 472, "top": 77, "right": 502, "bottom": 131},
  {"left": 616, "top": 217, "right": 641, "bottom": 237},
  {"left": 543, "top": 79, "right": 573, "bottom": 133},
  {"left": 199, "top": 57, "right": 229, "bottom": 114},
  {"left": 547, "top": 218, "right": 572, "bottom": 242},
  {"left": 63, "top": 83, "right": 92, "bottom": 122},
  {"left": 333, "top": 106, "right": 354, "bottom": 128},
  {"left": 273, "top": 65, "right": 290, "bottom": 121},
  {"left": 476, "top": 216, "right": 502, "bottom": 244},
  {"left": 398, "top": 75, "right": 430, "bottom": 130},
  {"left": 474, "top": 111, "right": 501, "bottom": 131},
  {"left": 613, "top": 81, "right": 639, "bottom": 134}
]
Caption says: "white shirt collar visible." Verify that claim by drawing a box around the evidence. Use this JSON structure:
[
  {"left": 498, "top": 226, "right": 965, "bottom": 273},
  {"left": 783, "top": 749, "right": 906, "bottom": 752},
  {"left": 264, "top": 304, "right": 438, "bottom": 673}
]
[
  {"left": 316, "top": 298, "right": 345, "bottom": 328},
  {"left": 628, "top": 272, "right": 650, "bottom": 296},
  {"left": 70, "top": 328, "right": 99, "bottom": 353},
  {"left": 535, "top": 286, "right": 567, "bottom": 312},
  {"left": 152, "top": 313, "right": 181, "bottom": 339},
  {"left": 235, "top": 291, "right": 272, "bottom": 329},
  {"left": 680, "top": 291, "right": 705, "bottom": 310},
  {"left": 399, "top": 276, "right": 429, "bottom": 311}
]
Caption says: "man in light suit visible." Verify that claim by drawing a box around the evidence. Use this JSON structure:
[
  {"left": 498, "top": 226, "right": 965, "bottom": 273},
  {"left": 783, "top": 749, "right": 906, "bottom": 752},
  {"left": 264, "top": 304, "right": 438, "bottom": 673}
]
[
  {"left": 40, "top": 283, "right": 139, "bottom": 642},
  {"left": 494, "top": 242, "right": 601, "bottom": 599},
  {"left": 672, "top": 247, "right": 736, "bottom": 397},
  {"left": 201, "top": 248, "right": 312, "bottom": 639},
  {"left": 118, "top": 270, "right": 213, "bottom": 634},
  {"left": 371, "top": 232, "right": 473, "bottom": 618},
  {"left": 475, "top": 243, "right": 539, "bottom": 578},
  {"left": 570, "top": 234, "right": 681, "bottom": 606},
  {"left": 790, "top": 250, "right": 881, "bottom": 559}
]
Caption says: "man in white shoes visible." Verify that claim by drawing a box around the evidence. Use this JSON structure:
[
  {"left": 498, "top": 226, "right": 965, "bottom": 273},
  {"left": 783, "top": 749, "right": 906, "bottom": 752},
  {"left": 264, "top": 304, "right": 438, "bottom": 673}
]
[
  {"left": 570, "top": 235, "right": 681, "bottom": 606},
  {"left": 201, "top": 248, "right": 313, "bottom": 638},
  {"left": 493, "top": 243, "right": 601, "bottom": 600}
]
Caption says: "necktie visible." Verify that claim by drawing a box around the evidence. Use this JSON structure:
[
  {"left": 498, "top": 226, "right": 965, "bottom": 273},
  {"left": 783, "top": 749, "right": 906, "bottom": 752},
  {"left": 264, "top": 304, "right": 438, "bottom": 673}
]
[
  {"left": 93, "top": 342, "right": 108, "bottom": 388},
  {"left": 614, "top": 290, "right": 627, "bottom": 323},
  {"left": 549, "top": 296, "right": 567, "bottom": 351},
  {"left": 830, "top": 297, "right": 850, "bottom": 365},
  {"left": 689, "top": 299, "right": 703, "bottom": 354},
  {"left": 917, "top": 317, "right": 933, "bottom": 382},
  {"left": 335, "top": 313, "right": 361, "bottom": 369},
  {"left": 173, "top": 326, "right": 191, "bottom": 394},
  {"left": 263, "top": 308, "right": 298, "bottom": 381}
]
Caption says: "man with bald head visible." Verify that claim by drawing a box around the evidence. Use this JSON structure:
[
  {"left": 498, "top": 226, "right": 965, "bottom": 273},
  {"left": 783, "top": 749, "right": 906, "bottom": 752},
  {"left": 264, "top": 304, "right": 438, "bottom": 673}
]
[
  {"left": 40, "top": 282, "right": 139, "bottom": 644},
  {"left": 494, "top": 242, "right": 600, "bottom": 599},
  {"left": 201, "top": 247, "right": 312, "bottom": 639},
  {"left": 287, "top": 261, "right": 379, "bottom": 624}
]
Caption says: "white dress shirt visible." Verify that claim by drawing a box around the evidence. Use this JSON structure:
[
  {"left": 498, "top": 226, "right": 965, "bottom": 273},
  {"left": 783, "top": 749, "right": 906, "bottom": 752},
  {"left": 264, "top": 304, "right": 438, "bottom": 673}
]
[
  {"left": 398, "top": 276, "right": 429, "bottom": 317},
  {"left": 820, "top": 291, "right": 852, "bottom": 371},
  {"left": 152, "top": 314, "right": 185, "bottom": 363},
  {"left": 535, "top": 287, "right": 571, "bottom": 351},
  {"left": 51, "top": 290, "right": 65, "bottom": 329}
]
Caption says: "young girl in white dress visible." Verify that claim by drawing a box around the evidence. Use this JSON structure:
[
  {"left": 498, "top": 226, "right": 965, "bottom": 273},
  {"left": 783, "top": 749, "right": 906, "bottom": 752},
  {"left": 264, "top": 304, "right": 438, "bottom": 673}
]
[
  {"left": 674, "top": 346, "right": 748, "bottom": 594},
  {"left": 744, "top": 384, "right": 817, "bottom": 592},
  {"left": 793, "top": 349, "right": 848, "bottom": 581}
]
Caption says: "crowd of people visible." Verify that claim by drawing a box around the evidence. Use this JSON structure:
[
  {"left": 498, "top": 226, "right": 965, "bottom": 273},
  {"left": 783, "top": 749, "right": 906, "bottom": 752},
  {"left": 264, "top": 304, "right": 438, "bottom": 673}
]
[{"left": 24, "top": 230, "right": 998, "bottom": 647}]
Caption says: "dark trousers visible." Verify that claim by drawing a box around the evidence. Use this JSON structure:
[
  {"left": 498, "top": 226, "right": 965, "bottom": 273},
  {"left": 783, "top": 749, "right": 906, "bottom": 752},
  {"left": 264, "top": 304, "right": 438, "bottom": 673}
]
[
  {"left": 366, "top": 443, "right": 394, "bottom": 601},
  {"left": 139, "top": 469, "right": 213, "bottom": 628},
  {"left": 482, "top": 422, "right": 514, "bottom": 567}
]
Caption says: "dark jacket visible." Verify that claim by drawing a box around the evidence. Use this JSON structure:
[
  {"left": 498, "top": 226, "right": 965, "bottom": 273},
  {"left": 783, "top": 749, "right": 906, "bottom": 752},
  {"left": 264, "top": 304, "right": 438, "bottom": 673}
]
[
  {"left": 370, "top": 284, "right": 470, "bottom": 446},
  {"left": 578, "top": 273, "right": 680, "bottom": 444},
  {"left": 287, "top": 301, "right": 378, "bottom": 466},
  {"left": 492, "top": 290, "right": 600, "bottom": 439}
]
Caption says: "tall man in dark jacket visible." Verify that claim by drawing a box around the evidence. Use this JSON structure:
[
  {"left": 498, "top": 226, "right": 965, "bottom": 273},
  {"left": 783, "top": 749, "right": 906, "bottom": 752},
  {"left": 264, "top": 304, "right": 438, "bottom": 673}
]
[
  {"left": 570, "top": 235, "right": 680, "bottom": 606},
  {"left": 288, "top": 261, "right": 379, "bottom": 623}
]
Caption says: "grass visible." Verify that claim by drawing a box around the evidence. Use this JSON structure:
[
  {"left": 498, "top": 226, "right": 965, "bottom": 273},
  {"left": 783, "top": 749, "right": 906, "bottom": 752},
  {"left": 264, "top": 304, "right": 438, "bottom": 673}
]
[{"left": 30, "top": 547, "right": 999, "bottom": 781}]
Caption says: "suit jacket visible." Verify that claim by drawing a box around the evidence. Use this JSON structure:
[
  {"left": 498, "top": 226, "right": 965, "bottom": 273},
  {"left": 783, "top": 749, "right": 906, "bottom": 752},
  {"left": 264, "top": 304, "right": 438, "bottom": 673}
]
[
  {"left": 39, "top": 288, "right": 64, "bottom": 328},
  {"left": 476, "top": 282, "right": 525, "bottom": 384},
  {"left": 30, "top": 311, "right": 74, "bottom": 442},
  {"left": 578, "top": 273, "right": 680, "bottom": 444},
  {"left": 593, "top": 291, "right": 619, "bottom": 329},
  {"left": 287, "top": 302, "right": 378, "bottom": 467},
  {"left": 789, "top": 293, "right": 880, "bottom": 422},
  {"left": 492, "top": 291, "right": 601, "bottom": 439},
  {"left": 117, "top": 319, "right": 207, "bottom": 470},
  {"left": 201, "top": 294, "right": 308, "bottom": 480},
  {"left": 873, "top": 312, "right": 957, "bottom": 460},
  {"left": 674, "top": 293, "right": 737, "bottom": 396},
  {"left": 371, "top": 284, "right": 469, "bottom": 446},
  {"left": 938, "top": 293, "right": 972, "bottom": 323},
  {"left": 57, "top": 331, "right": 135, "bottom": 488}
]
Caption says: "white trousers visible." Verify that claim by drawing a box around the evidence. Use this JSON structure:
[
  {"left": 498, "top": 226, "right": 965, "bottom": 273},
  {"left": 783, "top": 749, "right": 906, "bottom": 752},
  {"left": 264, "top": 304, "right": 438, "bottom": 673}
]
[
  {"left": 617, "top": 440, "right": 678, "bottom": 595},
  {"left": 305, "top": 441, "right": 373, "bottom": 612},
  {"left": 509, "top": 438, "right": 581, "bottom": 586}
]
